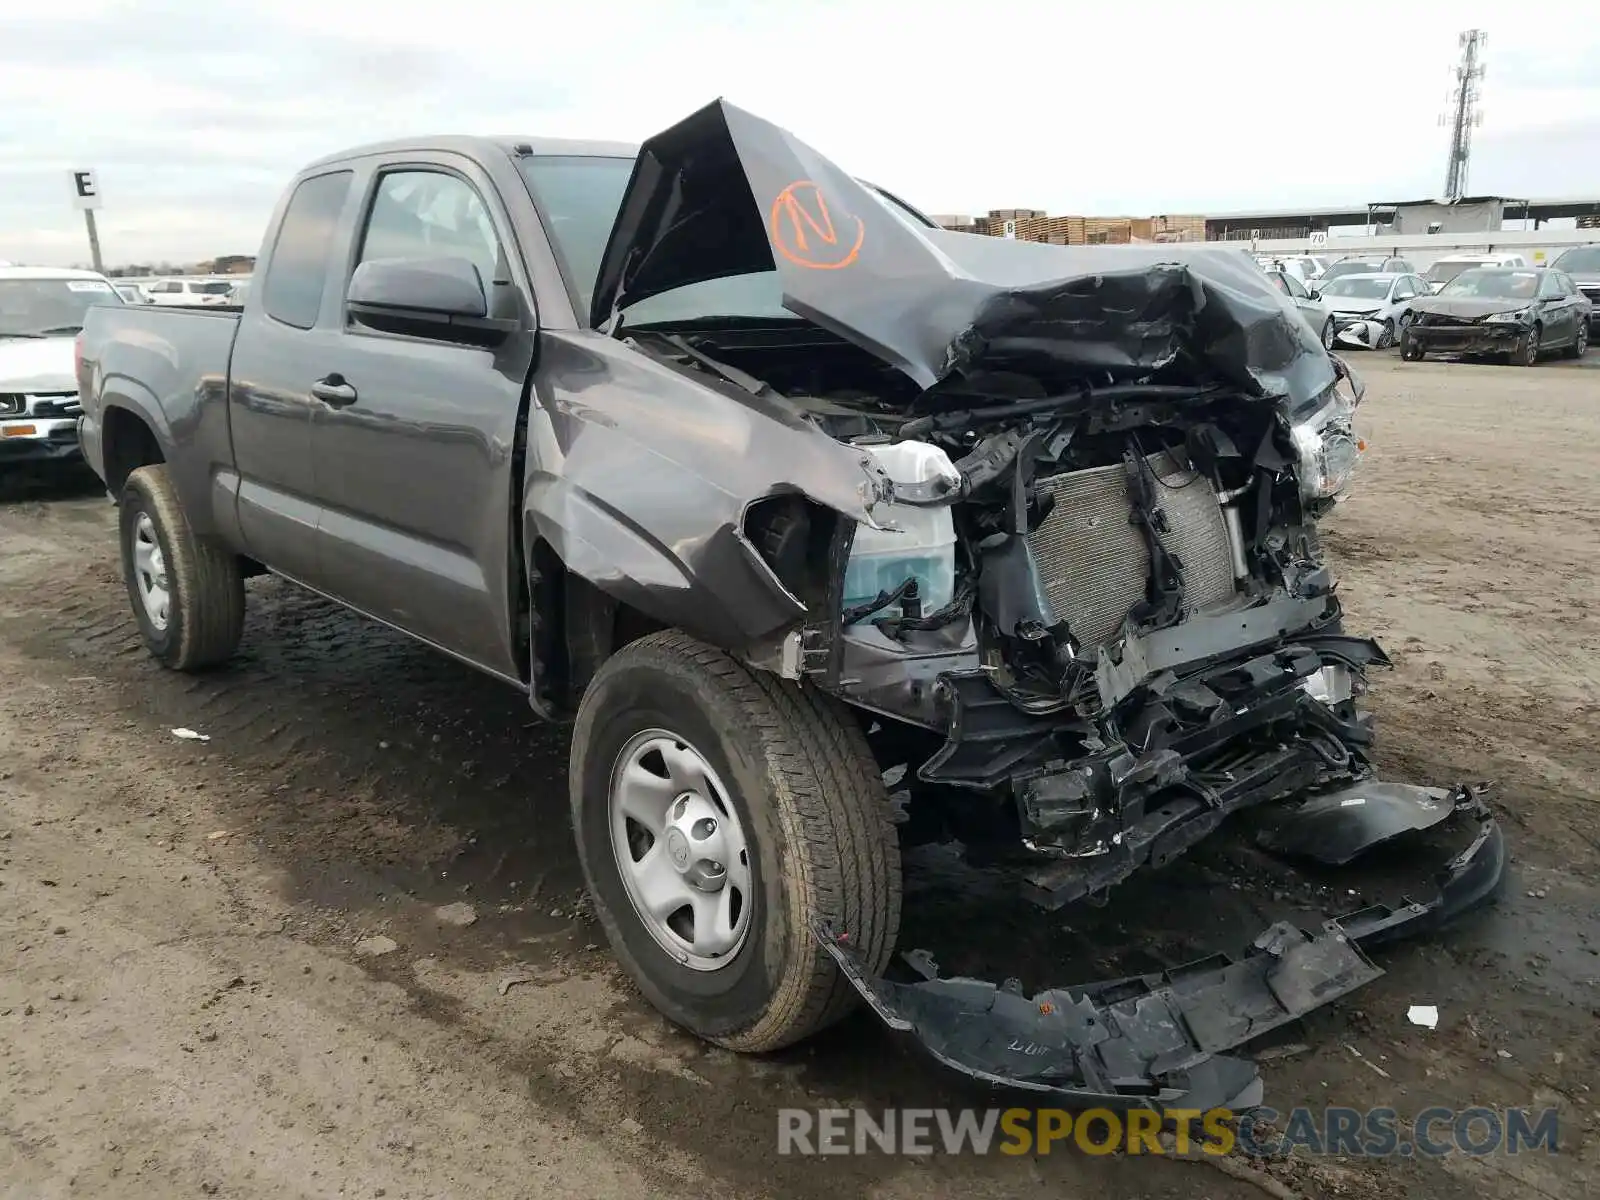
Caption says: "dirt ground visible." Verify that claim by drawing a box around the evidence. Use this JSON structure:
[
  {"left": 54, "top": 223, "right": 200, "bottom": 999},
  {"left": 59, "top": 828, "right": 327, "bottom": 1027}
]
[{"left": 1, "top": 351, "right": 1596, "bottom": 1200}]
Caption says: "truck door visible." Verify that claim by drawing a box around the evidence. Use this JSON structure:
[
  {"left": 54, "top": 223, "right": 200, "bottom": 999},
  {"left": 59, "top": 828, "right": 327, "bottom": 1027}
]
[
  {"left": 304, "top": 157, "right": 535, "bottom": 680},
  {"left": 227, "top": 168, "right": 357, "bottom": 584},
  {"left": 1537, "top": 270, "right": 1576, "bottom": 345}
]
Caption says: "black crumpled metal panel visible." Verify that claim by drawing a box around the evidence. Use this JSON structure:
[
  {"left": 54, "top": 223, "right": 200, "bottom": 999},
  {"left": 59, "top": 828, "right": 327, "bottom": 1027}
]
[{"left": 591, "top": 99, "right": 1337, "bottom": 408}]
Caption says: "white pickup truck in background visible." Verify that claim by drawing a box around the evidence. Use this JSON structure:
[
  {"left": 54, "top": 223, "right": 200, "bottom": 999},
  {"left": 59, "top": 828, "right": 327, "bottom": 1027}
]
[{"left": 0, "top": 265, "right": 124, "bottom": 470}]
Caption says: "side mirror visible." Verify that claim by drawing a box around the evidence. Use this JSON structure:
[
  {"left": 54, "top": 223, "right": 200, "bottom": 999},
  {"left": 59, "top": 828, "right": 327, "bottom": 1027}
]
[
  {"left": 347, "top": 257, "right": 516, "bottom": 343},
  {"left": 1308, "top": 290, "right": 1321, "bottom": 301}
]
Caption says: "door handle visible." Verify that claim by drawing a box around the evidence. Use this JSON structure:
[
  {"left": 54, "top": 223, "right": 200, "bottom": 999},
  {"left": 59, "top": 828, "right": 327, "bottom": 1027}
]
[{"left": 310, "top": 375, "right": 357, "bottom": 407}]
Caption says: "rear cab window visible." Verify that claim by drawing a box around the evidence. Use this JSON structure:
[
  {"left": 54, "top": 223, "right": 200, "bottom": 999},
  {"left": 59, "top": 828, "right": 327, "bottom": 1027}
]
[{"left": 262, "top": 170, "right": 355, "bottom": 329}]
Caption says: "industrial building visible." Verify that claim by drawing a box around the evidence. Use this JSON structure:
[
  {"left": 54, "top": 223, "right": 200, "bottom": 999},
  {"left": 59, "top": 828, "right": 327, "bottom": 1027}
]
[{"left": 931, "top": 195, "right": 1600, "bottom": 247}]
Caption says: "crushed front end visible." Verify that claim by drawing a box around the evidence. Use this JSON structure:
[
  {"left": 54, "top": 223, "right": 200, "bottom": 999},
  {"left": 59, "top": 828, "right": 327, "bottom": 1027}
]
[
  {"left": 781, "top": 354, "right": 1503, "bottom": 1105},
  {"left": 598, "top": 99, "right": 1506, "bottom": 1107},
  {"left": 804, "top": 357, "right": 1391, "bottom": 911}
]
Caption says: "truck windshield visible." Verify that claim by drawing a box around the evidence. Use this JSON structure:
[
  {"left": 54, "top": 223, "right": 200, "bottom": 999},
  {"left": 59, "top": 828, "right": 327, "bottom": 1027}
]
[
  {"left": 517, "top": 154, "right": 929, "bottom": 328},
  {"left": 518, "top": 154, "right": 787, "bottom": 327},
  {"left": 0, "top": 277, "right": 123, "bottom": 338}
]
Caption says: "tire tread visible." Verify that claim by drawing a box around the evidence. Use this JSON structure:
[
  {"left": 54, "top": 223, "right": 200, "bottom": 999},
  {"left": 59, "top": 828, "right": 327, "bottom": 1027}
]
[
  {"left": 123, "top": 465, "right": 245, "bottom": 669},
  {"left": 575, "top": 629, "right": 902, "bottom": 1052}
]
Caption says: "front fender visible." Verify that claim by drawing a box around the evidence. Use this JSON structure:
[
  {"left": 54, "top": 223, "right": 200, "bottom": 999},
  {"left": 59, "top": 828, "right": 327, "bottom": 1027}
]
[
  {"left": 525, "top": 473, "right": 822, "bottom": 648},
  {"left": 524, "top": 331, "right": 895, "bottom": 653}
]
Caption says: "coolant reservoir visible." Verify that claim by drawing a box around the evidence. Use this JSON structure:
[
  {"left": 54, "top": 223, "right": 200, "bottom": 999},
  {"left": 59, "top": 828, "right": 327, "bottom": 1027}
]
[{"left": 843, "top": 440, "right": 959, "bottom": 618}]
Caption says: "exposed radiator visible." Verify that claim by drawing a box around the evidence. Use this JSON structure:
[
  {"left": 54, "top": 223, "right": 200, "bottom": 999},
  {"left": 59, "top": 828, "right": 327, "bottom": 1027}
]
[{"left": 1026, "top": 451, "right": 1237, "bottom": 649}]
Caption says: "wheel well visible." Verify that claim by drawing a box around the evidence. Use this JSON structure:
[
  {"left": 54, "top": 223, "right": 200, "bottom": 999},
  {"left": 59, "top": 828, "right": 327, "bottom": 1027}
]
[
  {"left": 741, "top": 492, "right": 843, "bottom": 612},
  {"left": 527, "top": 538, "right": 668, "bottom": 715},
  {"left": 101, "top": 406, "right": 164, "bottom": 495},
  {"left": 525, "top": 495, "right": 841, "bottom": 715}
]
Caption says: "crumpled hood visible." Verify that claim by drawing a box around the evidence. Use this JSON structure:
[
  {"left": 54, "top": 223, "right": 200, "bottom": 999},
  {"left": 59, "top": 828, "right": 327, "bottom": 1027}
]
[
  {"left": 1411, "top": 296, "right": 1533, "bottom": 321},
  {"left": 0, "top": 336, "right": 77, "bottom": 392},
  {"left": 591, "top": 99, "right": 1335, "bottom": 409}
]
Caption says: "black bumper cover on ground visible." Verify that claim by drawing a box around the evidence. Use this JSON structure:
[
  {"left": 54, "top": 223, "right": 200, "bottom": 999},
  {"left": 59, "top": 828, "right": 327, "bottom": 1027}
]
[{"left": 817, "top": 784, "right": 1504, "bottom": 1111}]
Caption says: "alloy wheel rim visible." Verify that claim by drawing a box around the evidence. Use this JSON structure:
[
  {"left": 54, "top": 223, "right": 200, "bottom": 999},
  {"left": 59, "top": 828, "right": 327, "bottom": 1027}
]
[{"left": 608, "top": 729, "right": 753, "bottom": 971}]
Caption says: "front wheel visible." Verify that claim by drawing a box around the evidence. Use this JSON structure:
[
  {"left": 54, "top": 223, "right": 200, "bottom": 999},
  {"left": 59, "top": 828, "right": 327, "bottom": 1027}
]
[
  {"left": 119, "top": 464, "right": 245, "bottom": 670},
  {"left": 1400, "top": 330, "right": 1426, "bottom": 361},
  {"left": 569, "top": 630, "right": 902, "bottom": 1053},
  {"left": 1513, "top": 326, "right": 1542, "bottom": 366},
  {"left": 1320, "top": 317, "right": 1336, "bottom": 350},
  {"left": 1375, "top": 318, "right": 1397, "bottom": 350}
]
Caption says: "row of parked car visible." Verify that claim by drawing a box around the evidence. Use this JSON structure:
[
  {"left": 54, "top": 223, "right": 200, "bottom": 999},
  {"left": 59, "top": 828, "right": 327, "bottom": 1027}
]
[
  {"left": 111, "top": 276, "right": 251, "bottom": 307},
  {"left": 1256, "top": 247, "right": 1599, "bottom": 365}
]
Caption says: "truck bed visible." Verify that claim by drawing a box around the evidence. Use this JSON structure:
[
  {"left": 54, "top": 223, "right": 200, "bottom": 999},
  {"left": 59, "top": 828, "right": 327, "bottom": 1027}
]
[{"left": 77, "top": 302, "right": 243, "bottom": 499}]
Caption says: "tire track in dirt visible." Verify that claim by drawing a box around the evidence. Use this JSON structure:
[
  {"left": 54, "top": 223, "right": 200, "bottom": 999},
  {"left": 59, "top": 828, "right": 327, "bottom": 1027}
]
[{"left": 2, "top": 492, "right": 1247, "bottom": 1199}]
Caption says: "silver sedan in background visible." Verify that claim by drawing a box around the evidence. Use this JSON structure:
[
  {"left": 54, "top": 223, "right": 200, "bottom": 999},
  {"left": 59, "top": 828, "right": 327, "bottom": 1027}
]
[{"left": 1319, "top": 272, "right": 1432, "bottom": 349}]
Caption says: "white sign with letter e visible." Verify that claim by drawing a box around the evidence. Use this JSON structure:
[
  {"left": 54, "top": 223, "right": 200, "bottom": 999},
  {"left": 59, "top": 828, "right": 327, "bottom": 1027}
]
[{"left": 70, "top": 169, "right": 102, "bottom": 211}]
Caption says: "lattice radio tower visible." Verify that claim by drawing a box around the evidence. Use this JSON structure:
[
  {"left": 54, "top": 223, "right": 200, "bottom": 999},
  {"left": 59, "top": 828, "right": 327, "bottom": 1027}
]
[{"left": 1441, "top": 30, "right": 1487, "bottom": 201}]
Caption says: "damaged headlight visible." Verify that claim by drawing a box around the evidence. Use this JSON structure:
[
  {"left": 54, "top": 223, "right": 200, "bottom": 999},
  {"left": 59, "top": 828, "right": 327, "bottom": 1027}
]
[
  {"left": 1302, "top": 664, "right": 1353, "bottom": 705},
  {"left": 1483, "top": 309, "right": 1533, "bottom": 325},
  {"left": 1290, "top": 373, "right": 1364, "bottom": 504}
]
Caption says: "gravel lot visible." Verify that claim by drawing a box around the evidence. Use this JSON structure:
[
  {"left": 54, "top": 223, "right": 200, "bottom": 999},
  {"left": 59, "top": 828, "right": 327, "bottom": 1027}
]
[{"left": 1, "top": 352, "right": 1595, "bottom": 1199}]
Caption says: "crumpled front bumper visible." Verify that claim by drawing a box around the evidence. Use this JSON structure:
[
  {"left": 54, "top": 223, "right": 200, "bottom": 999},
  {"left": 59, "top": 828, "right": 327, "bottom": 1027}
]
[
  {"left": 1405, "top": 322, "right": 1526, "bottom": 356},
  {"left": 817, "top": 783, "right": 1504, "bottom": 1111},
  {"left": 1331, "top": 317, "right": 1386, "bottom": 350},
  {"left": 0, "top": 416, "right": 81, "bottom": 464}
]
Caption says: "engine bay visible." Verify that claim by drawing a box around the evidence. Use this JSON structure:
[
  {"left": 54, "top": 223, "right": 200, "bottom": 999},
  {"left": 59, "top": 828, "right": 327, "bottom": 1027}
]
[{"left": 635, "top": 318, "right": 1375, "bottom": 899}]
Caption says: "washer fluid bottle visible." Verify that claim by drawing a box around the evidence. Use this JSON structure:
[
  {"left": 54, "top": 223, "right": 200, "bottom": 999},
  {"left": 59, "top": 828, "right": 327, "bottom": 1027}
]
[{"left": 841, "top": 440, "right": 959, "bottom": 620}]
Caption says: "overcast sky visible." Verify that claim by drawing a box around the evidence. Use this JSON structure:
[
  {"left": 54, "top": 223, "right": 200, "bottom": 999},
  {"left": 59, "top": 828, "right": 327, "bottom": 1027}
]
[{"left": 3, "top": 0, "right": 1597, "bottom": 266}]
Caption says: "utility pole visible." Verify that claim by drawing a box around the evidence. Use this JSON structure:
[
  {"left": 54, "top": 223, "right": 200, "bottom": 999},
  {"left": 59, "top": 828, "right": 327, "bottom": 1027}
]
[
  {"left": 69, "top": 169, "right": 105, "bottom": 272},
  {"left": 83, "top": 209, "right": 104, "bottom": 274},
  {"left": 1441, "top": 30, "right": 1487, "bottom": 202}
]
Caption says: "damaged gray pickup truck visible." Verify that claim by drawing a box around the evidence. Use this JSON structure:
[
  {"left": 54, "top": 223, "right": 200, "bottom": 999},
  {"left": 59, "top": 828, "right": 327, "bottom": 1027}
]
[{"left": 75, "top": 100, "right": 1504, "bottom": 1110}]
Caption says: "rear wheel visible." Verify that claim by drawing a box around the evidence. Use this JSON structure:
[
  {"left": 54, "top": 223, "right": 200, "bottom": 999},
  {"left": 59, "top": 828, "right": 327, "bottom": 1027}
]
[
  {"left": 119, "top": 465, "right": 245, "bottom": 670},
  {"left": 1566, "top": 321, "right": 1589, "bottom": 359},
  {"left": 569, "top": 630, "right": 901, "bottom": 1052}
]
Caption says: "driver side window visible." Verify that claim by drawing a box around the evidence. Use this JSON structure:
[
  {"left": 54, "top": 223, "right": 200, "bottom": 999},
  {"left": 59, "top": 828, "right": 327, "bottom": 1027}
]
[{"left": 357, "top": 170, "right": 501, "bottom": 293}]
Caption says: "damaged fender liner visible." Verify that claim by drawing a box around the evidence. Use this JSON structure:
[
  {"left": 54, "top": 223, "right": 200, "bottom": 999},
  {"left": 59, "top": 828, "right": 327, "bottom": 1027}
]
[{"left": 815, "top": 787, "right": 1504, "bottom": 1111}]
